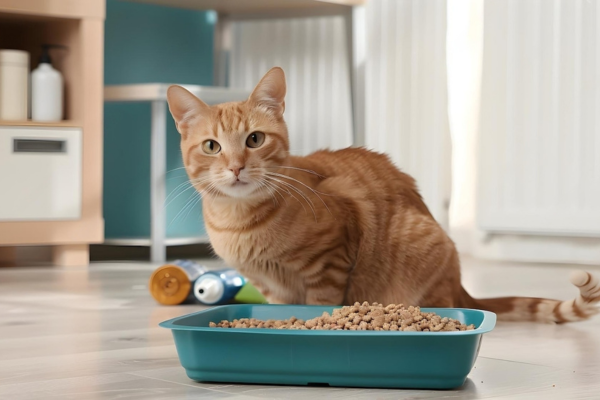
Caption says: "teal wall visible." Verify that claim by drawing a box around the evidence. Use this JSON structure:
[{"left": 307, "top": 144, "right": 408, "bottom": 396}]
[{"left": 103, "top": 0, "right": 214, "bottom": 239}]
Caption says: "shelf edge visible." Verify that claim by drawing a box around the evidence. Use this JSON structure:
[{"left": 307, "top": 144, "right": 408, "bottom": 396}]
[{"left": 104, "top": 84, "right": 251, "bottom": 104}]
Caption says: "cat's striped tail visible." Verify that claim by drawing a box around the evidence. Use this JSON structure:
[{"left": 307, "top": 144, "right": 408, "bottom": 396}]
[{"left": 460, "top": 271, "right": 600, "bottom": 323}]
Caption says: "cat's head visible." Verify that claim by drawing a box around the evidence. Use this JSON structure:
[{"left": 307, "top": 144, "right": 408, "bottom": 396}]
[{"left": 167, "top": 67, "right": 289, "bottom": 199}]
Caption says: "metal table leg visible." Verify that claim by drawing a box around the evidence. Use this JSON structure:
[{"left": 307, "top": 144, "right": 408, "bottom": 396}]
[
  {"left": 345, "top": 5, "right": 366, "bottom": 148},
  {"left": 150, "top": 100, "right": 167, "bottom": 263},
  {"left": 214, "top": 12, "right": 230, "bottom": 87}
]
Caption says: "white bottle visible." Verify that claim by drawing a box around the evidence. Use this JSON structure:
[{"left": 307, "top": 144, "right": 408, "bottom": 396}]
[{"left": 31, "top": 45, "right": 63, "bottom": 122}]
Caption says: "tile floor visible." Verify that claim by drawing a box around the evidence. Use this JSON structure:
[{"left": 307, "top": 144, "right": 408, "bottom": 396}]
[{"left": 0, "top": 257, "right": 598, "bottom": 399}]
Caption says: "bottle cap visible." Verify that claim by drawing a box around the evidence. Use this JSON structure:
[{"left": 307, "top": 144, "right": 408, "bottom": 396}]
[
  {"left": 0, "top": 50, "right": 29, "bottom": 66},
  {"left": 194, "top": 275, "right": 225, "bottom": 305},
  {"left": 149, "top": 265, "right": 192, "bottom": 305},
  {"left": 39, "top": 44, "right": 67, "bottom": 65}
]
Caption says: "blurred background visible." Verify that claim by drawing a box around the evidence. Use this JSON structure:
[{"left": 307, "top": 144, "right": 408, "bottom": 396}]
[
  {"left": 3, "top": 3, "right": 600, "bottom": 397},
  {"left": 1, "top": 0, "right": 599, "bottom": 267}
]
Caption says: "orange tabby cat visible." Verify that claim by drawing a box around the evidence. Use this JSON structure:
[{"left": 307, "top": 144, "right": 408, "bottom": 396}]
[{"left": 167, "top": 67, "right": 599, "bottom": 323}]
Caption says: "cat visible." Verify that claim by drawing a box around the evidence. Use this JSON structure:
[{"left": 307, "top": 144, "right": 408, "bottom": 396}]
[{"left": 167, "top": 67, "right": 599, "bottom": 323}]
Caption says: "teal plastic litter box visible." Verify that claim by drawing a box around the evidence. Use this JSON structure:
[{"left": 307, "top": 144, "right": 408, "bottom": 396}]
[{"left": 160, "top": 305, "right": 496, "bottom": 389}]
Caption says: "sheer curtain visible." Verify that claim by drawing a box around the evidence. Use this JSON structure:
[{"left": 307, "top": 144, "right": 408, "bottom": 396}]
[
  {"left": 365, "top": 0, "right": 452, "bottom": 229},
  {"left": 228, "top": 17, "right": 354, "bottom": 156}
]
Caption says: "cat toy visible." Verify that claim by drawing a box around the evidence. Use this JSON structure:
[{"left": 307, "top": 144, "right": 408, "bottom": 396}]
[{"left": 149, "top": 259, "right": 267, "bottom": 305}]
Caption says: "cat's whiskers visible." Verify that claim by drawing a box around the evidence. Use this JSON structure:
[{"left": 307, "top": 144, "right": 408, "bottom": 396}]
[
  {"left": 260, "top": 178, "right": 288, "bottom": 206},
  {"left": 167, "top": 179, "right": 220, "bottom": 227},
  {"left": 260, "top": 178, "right": 289, "bottom": 207},
  {"left": 257, "top": 180, "right": 279, "bottom": 207},
  {"left": 268, "top": 165, "right": 326, "bottom": 179},
  {"left": 164, "top": 176, "right": 211, "bottom": 208},
  {"left": 166, "top": 166, "right": 187, "bottom": 173},
  {"left": 265, "top": 172, "right": 333, "bottom": 218},
  {"left": 164, "top": 166, "right": 189, "bottom": 180},
  {"left": 201, "top": 181, "right": 221, "bottom": 203},
  {"left": 263, "top": 178, "right": 305, "bottom": 212},
  {"left": 181, "top": 191, "right": 202, "bottom": 222},
  {"left": 166, "top": 175, "right": 209, "bottom": 196},
  {"left": 267, "top": 170, "right": 334, "bottom": 197},
  {"left": 166, "top": 174, "right": 190, "bottom": 181},
  {"left": 169, "top": 190, "right": 200, "bottom": 227},
  {"left": 165, "top": 179, "right": 196, "bottom": 202},
  {"left": 182, "top": 179, "right": 218, "bottom": 220},
  {"left": 265, "top": 177, "right": 309, "bottom": 216},
  {"left": 253, "top": 179, "right": 271, "bottom": 204},
  {"left": 264, "top": 175, "right": 317, "bottom": 221}
]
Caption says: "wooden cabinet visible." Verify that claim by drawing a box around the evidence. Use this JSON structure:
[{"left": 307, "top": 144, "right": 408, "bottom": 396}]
[{"left": 0, "top": 0, "right": 105, "bottom": 266}]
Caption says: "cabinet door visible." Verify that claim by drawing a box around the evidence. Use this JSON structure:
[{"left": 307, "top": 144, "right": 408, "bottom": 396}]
[{"left": 0, "top": 126, "right": 82, "bottom": 221}]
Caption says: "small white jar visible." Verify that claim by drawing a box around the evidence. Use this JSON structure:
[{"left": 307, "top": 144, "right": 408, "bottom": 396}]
[{"left": 0, "top": 50, "right": 29, "bottom": 121}]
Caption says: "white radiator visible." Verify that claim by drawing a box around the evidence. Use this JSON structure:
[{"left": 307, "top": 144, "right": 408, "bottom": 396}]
[
  {"left": 228, "top": 17, "right": 354, "bottom": 155},
  {"left": 478, "top": 0, "right": 600, "bottom": 236},
  {"left": 365, "top": 0, "right": 451, "bottom": 227}
]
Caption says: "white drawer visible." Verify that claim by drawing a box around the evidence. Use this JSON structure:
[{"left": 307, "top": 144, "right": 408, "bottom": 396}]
[{"left": 0, "top": 126, "right": 82, "bottom": 221}]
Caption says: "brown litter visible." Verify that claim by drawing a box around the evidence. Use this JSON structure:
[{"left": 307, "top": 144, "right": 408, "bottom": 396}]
[{"left": 209, "top": 302, "right": 475, "bottom": 332}]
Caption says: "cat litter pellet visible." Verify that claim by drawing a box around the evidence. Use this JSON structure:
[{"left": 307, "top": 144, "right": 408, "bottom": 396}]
[{"left": 209, "top": 302, "right": 475, "bottom": 332}]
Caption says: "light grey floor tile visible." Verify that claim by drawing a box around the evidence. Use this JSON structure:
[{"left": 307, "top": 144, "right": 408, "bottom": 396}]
[{"left": 0, "top": 257, "right": 598, "bottom": 400}]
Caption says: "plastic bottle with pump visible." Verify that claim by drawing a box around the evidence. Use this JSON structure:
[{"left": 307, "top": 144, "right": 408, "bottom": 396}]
[{"left": 31, "top": 44, "right": 66, "bottom": 122}]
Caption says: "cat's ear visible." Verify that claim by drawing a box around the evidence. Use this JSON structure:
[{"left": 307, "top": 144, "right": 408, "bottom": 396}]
[
  {"left": 167, "top": 85, "right": 210, "bottom": 133},
  {"left": 248, "top": 67, "right": 286, "bottom": 116}
]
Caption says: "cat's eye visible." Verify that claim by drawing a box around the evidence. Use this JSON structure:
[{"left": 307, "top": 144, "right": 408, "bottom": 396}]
[
  {"left": 246, "top": 132, "right": 265, "bottom": 148},
  {"left": 202, "top": 140, "right": 221, "bottom": 154}
]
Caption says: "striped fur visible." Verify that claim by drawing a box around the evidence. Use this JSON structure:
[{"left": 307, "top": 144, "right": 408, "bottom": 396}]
[
  {"left": 459, "top": 271, "right": 600, "bottom": 323},
  {"left": 167, "top": 67, "right": 599, "bottom": 323}
]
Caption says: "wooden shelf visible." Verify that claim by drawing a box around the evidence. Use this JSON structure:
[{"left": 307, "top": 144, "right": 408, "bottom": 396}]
[
  {"left": 0, "top": 0, "right": 104, "bottom": 19},
  {"left": 0, "top": 120, "right": 82, "bottom": 128},
  {"left": 104, "top": 83, "right": 251, "bottom": 105},
  {"left": 125, "top": 0, "right": 363, "bottom": 14},
  {"left": 103, "top": 236, "right": 210, "bottom": 247}
]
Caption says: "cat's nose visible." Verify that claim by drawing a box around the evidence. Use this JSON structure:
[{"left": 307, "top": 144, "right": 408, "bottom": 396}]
[{"left": 230, "top": 166, "right": 245, "bottom": 177}]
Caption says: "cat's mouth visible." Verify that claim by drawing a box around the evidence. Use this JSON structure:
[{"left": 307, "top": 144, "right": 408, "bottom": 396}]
[
  {"left": 217, "top": 177, "right": 256, "bottom": 198},
  {"left": 231, "top": 180, "right": 249, "bottom": 187}
]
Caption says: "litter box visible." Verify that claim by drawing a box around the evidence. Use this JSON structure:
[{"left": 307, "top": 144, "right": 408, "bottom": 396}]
[{"left": 160, "top": 305, "right": 496, "bottom": 389}]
